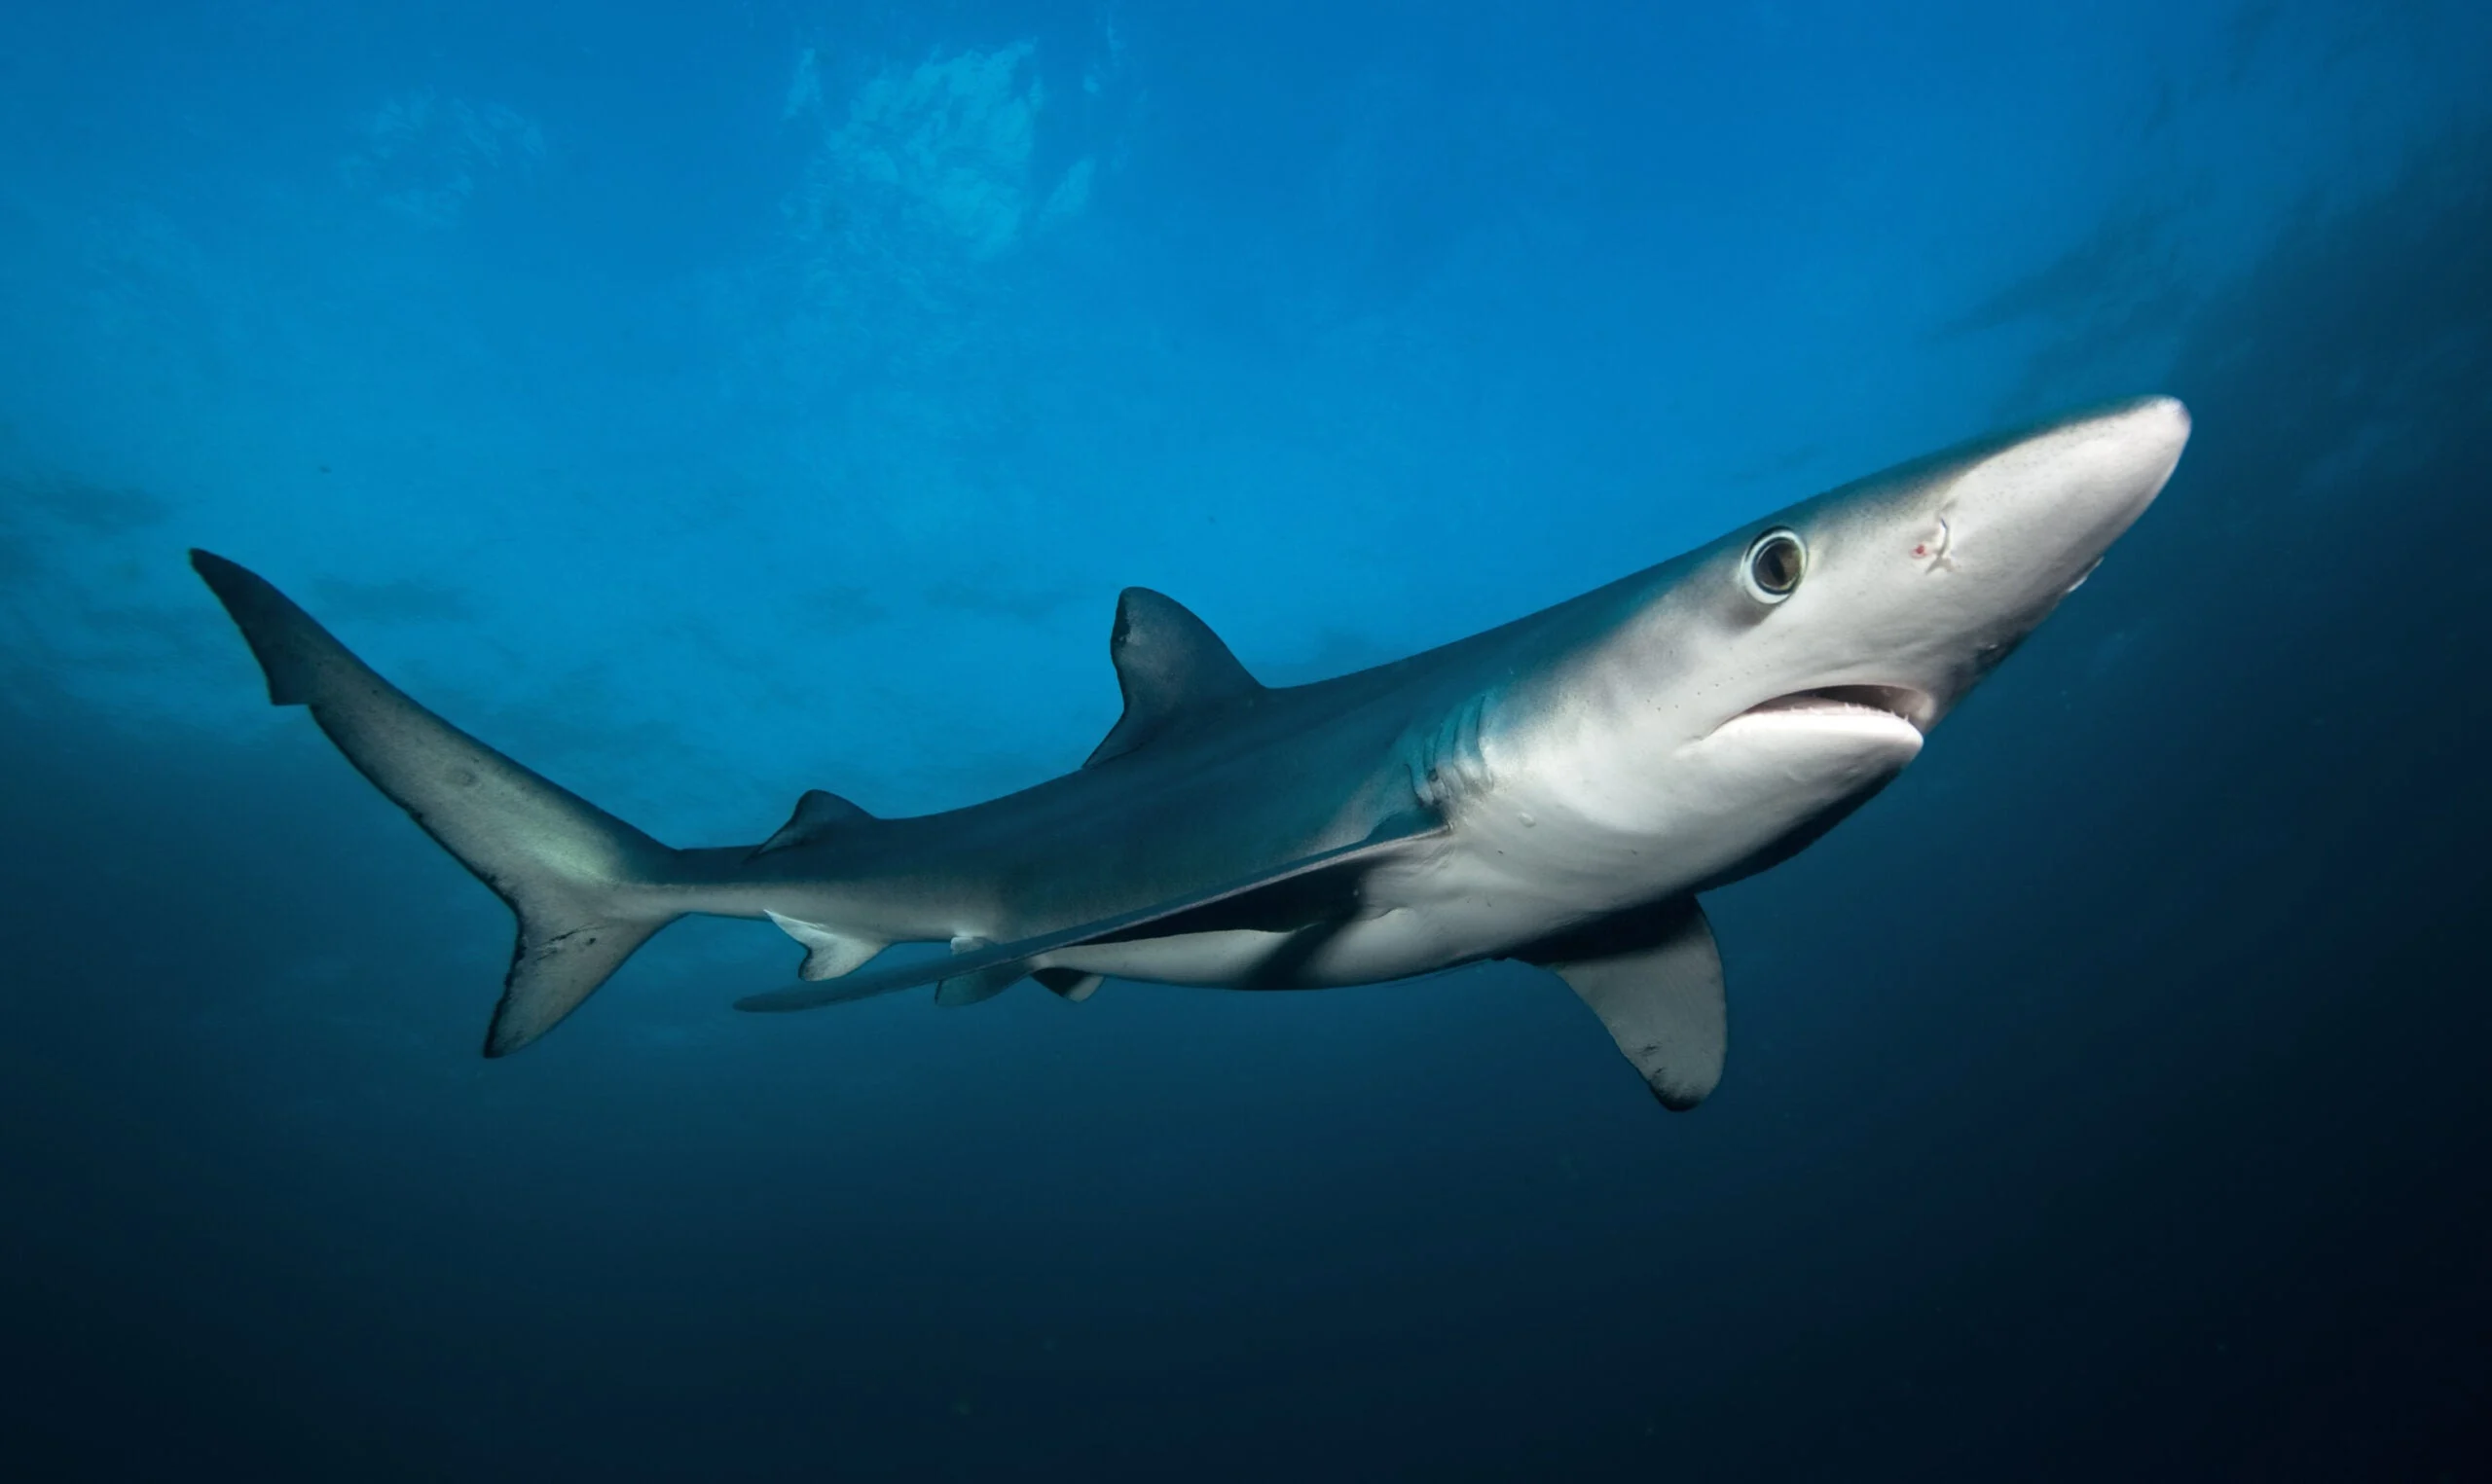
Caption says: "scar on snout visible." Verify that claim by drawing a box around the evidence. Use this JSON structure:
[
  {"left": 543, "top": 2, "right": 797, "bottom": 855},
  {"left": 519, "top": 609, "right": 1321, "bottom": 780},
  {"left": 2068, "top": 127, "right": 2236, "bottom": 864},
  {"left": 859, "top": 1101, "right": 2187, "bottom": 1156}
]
[{"left": 1918, "top": 515, "right": 1958, "bottom": 569}]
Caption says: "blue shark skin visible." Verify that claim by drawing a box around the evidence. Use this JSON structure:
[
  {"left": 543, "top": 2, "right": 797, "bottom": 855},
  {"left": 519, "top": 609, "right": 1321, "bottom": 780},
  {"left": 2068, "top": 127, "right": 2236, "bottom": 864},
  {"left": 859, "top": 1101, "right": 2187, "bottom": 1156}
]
[{"left": 192, "top": 396, "right": 2189, "bottom": 1108}]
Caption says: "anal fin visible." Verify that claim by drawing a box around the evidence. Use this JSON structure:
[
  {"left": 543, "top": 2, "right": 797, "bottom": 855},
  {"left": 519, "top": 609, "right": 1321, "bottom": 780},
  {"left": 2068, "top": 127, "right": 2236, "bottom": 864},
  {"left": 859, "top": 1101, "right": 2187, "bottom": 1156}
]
[
  {"left": 1523, "top": 896, "right": 1727, "bottom": 1111},
  {"left": 766, "top": 909, "right": 885, "bottom": 981}
]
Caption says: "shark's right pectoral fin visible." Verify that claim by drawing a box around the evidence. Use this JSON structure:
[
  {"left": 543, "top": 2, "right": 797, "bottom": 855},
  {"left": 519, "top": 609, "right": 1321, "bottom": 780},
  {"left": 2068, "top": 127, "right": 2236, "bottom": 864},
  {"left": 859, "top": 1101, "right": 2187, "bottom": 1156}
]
[{"left": 1524, "top": 897, "right": 1727, "bottom": 1111}]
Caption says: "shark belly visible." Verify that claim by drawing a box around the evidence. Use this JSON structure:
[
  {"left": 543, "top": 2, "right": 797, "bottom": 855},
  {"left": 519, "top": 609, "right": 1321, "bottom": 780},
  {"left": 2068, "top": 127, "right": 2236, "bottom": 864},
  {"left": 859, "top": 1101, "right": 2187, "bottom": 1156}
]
[
  {"left": 1365, "top": 693, "right": 1925, "bottom": 973},
  {"left": 1041, "top": 700, "right": 1923, "bottom": 993}
]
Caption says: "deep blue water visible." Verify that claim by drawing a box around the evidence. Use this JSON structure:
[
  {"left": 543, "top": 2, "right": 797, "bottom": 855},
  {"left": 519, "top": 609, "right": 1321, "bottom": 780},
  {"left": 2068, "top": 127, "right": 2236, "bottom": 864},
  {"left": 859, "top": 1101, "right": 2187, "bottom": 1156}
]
[{"left": 4, "top": 3, "right": 2488, "bottom": 1478}]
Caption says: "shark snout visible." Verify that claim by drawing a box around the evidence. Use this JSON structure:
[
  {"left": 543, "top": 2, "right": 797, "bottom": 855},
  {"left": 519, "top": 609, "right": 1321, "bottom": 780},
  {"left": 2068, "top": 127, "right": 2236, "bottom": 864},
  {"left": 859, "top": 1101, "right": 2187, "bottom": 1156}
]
[
  {"left": 2087, "top": 395, "right": 2191, "bottom": 516},
  {"left": 1930, "top": 395, "right": 2189, "bottom": 593}
]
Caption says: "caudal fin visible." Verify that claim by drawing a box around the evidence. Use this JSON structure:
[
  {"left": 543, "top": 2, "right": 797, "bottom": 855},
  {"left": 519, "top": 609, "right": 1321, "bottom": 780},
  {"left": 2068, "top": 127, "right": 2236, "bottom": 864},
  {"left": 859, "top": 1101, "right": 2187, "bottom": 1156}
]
[{"left": 192, "top": 549, "right": 682, "bottom": 1056}]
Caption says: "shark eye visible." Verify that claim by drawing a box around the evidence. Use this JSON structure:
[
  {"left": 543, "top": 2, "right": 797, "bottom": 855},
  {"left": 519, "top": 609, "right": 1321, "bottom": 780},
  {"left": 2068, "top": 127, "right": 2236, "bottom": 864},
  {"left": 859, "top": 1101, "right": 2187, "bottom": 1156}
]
[{"left": 1742, "top": 528, "right": 1806, "bottom": 604}]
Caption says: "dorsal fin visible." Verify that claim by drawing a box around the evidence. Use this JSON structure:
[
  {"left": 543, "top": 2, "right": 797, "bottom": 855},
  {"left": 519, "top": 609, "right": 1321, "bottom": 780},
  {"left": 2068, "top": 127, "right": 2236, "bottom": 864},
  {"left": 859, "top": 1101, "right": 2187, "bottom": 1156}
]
[
  {"left": 751, "top": 788, "right": 874, "bottom": 858},
  {"left": 1083, "top": 588, "right": 1263, "bottom": 768}
]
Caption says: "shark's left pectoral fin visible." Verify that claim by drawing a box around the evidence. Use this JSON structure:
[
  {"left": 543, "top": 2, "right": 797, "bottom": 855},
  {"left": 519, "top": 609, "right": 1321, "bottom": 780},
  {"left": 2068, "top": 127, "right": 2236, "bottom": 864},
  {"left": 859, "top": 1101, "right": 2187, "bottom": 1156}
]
[
  {"left": 1525, "top": 897, "right": 1726, "bottom": 1111},
  {"left": 736, "top": 807, "right": 1446, "bottom": 1014}
]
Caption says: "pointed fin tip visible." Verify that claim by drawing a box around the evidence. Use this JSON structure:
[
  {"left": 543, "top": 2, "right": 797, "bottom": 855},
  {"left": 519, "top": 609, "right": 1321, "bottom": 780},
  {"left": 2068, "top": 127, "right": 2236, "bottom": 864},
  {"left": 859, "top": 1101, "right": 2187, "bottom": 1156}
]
[
  {"left": 1530, "top": 896, "right": 1727, "bottom": 1113},
  {"left": 482, "top": 989, "right": 552, "bottom": 1058},
  {"left": 189, "top": 548, "right": 333, "bottom": 706},
  {"left": 193, "top": 547, "right": 689, "bottom": 1059},
  {"left": 189, "top": 547, "right": 250, "bottom": 587},
  {"left": 1085, "top": 587, "right": 1264, "bottom": 767},
  {"left": 188, "top": 548, "right": 277, "bottom": 620},
  {"left": 751, "top": 788, "right": 875, "bottom": 859},
  {"left": 479, "top": 916, "right": 674, "bottom": 1058},
  {"left": 765, "top": 908, "right": 883, "bottom": 981}
]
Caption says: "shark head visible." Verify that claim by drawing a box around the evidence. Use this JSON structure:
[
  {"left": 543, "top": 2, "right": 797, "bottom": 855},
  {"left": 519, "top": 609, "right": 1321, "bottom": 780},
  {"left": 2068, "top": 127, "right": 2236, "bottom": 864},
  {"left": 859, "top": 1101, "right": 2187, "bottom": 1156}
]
[
  {"left": 1501, "top": 397, "right": 2191, "bottom": 898},
  {"left": 1695, "top": 394, "right": 2192, "bottom": 743}
]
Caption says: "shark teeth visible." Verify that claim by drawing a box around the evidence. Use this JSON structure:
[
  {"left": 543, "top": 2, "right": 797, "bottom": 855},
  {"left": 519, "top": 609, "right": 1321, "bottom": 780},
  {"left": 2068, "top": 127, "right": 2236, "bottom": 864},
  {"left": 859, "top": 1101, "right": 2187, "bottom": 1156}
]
[{"left": 1738, "top": 685, "right": 1928, "bottom": 731}]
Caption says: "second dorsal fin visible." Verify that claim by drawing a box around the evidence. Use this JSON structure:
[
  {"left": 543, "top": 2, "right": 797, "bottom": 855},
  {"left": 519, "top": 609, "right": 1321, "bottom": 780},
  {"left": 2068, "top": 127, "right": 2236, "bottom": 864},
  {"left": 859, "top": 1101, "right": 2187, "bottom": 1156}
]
[
  {"left": 1083, "top": 587, "right": 1262, "bottom": 768},
  {"left": 751, "top": 788, "right": 875, "bottom": 858}
]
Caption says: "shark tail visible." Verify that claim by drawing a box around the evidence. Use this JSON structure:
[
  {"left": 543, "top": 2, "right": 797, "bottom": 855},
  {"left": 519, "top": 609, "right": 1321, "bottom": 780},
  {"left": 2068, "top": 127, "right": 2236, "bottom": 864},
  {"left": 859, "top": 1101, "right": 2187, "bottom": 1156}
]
[{"left": 192, "top": 550, "right": 690, "bottom": 1056}]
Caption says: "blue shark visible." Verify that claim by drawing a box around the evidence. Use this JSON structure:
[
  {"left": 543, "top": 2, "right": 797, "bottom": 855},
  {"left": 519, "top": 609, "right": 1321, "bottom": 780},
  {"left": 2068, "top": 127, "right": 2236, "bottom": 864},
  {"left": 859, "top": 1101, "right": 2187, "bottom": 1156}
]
[{"left": 193, "top": 396, "right": 2189, "bottom": 1107}]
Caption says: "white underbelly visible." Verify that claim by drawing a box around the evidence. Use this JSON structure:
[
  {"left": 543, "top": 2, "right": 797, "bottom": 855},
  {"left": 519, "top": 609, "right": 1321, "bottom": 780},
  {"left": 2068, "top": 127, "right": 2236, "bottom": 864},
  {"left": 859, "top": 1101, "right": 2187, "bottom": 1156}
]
[
  {"left": 1044, "top": 699, "right": 1922, "bottom": 992},
  {"left": 1038, "top": 805, "right": 1747, "bottom": 992}
]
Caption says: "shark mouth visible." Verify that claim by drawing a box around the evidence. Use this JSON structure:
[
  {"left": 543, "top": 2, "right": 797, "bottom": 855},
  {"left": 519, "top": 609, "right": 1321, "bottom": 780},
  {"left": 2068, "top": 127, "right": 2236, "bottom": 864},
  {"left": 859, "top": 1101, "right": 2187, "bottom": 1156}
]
[{"left": 1732, "top": 685, "right": 1931, "bottom": 734}]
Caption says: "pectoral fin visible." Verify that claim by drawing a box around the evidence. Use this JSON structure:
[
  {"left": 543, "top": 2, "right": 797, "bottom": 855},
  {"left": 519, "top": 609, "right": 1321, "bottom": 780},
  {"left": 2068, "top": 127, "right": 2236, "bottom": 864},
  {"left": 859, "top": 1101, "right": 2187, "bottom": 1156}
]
[
  {"left": 736, "top": 808, "right": 1446, "bottom": 1013},
  {"left": 1524, "top": 897, "right": 1726, "bottom": 1111}
]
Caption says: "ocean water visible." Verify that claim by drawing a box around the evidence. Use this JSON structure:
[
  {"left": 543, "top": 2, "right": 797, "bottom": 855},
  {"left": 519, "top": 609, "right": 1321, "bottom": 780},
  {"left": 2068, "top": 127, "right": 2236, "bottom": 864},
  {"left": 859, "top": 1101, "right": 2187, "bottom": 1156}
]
[{"left": 3, "top": 2, "right": 2487, "bottom": 1478}]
